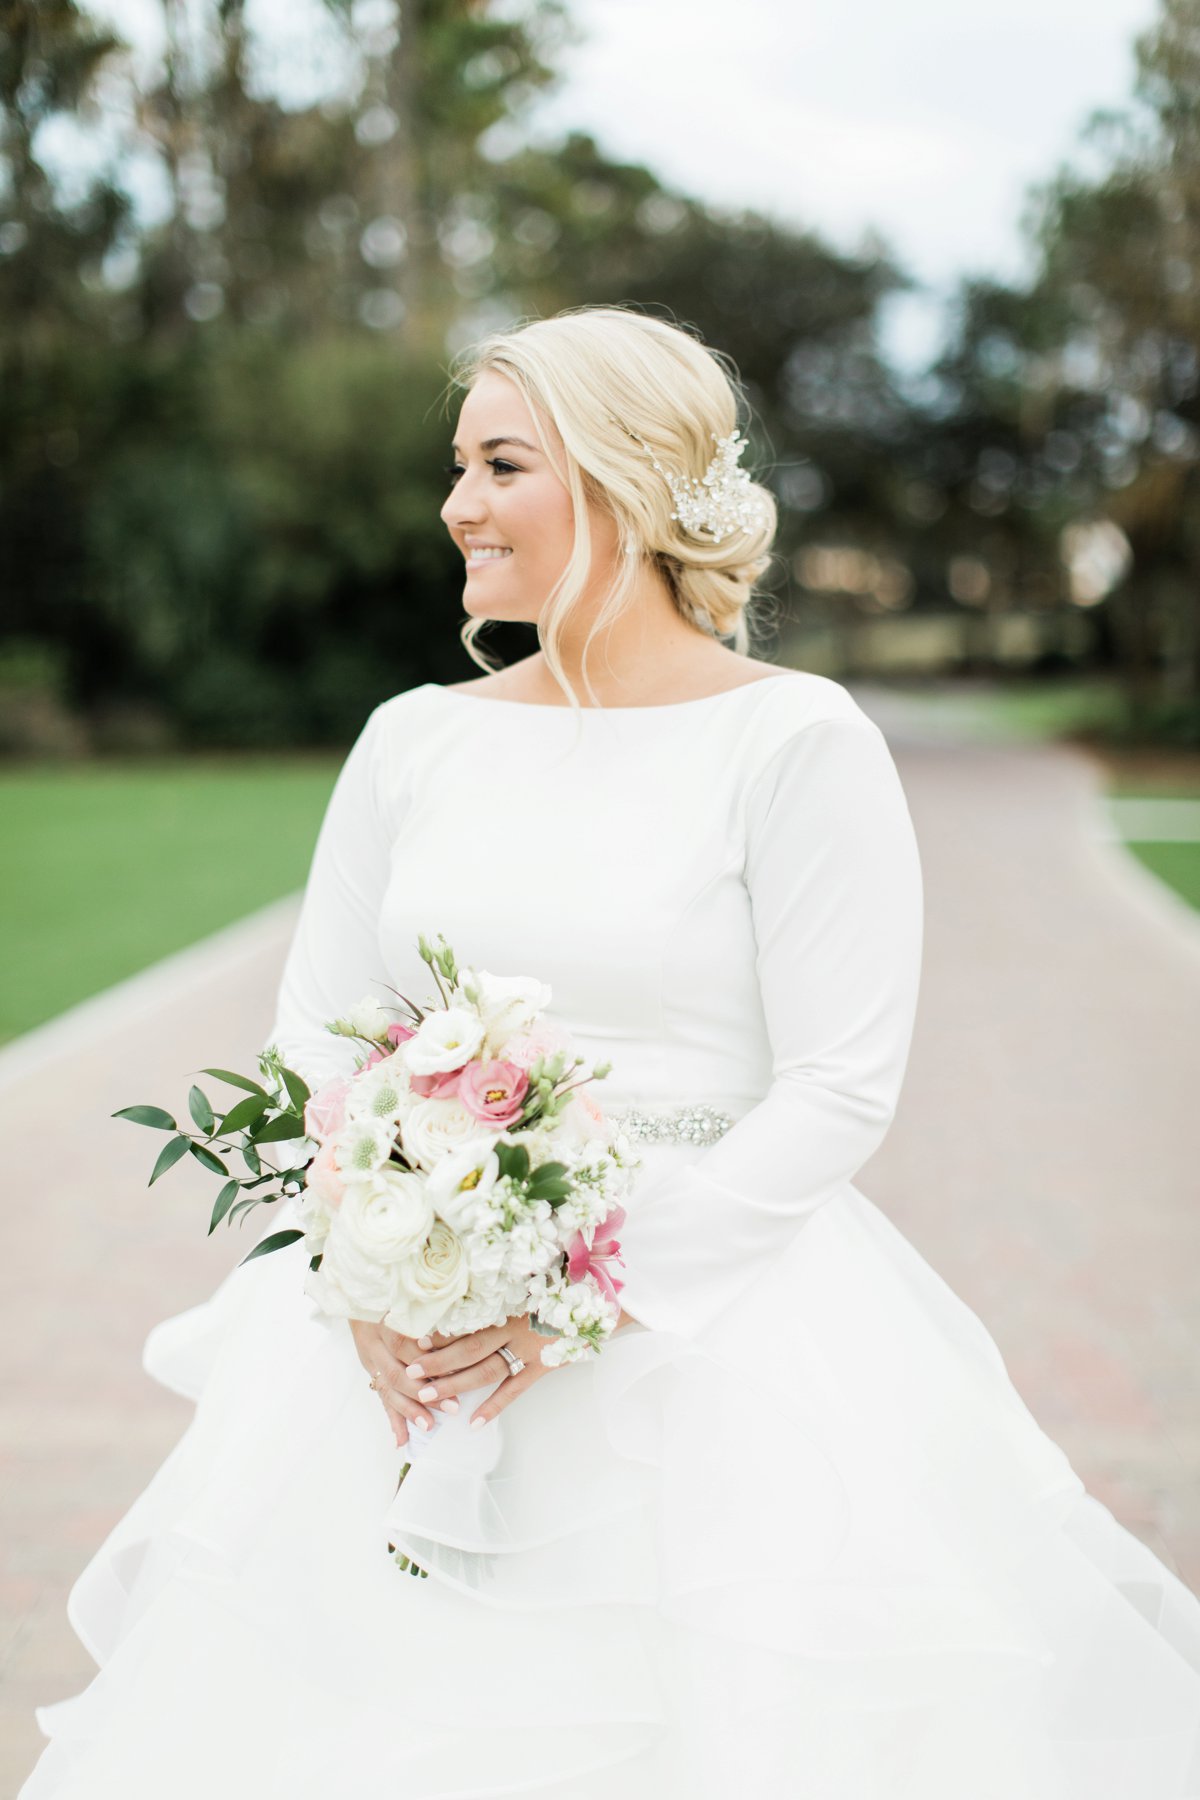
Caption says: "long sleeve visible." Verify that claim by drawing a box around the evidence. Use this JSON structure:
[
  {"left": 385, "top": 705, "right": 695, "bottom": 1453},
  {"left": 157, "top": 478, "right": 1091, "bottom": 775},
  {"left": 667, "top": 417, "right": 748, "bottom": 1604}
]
[
  {"left": 264, "top": 701, "right": 398, "bottom": 1092},
  {"left": 615, "top": 715, "right": 924, "bottom": 1340}
]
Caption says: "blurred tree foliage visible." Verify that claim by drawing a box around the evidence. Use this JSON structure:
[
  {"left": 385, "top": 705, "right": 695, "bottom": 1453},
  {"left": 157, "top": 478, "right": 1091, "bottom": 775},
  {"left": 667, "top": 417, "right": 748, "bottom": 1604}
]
[
  {"left": 2, "top": 0, "right": 1199, "bottom": 748},
  {"left": 920, "top": 0, "right": 1200, "bottom": 740},
  {"left": 0, "top": 0, "right": 912, "bottom": 747}
]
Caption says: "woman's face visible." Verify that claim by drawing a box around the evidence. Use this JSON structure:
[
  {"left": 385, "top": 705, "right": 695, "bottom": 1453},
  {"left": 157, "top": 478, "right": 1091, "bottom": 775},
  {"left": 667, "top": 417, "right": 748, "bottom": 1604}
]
[{"left": 441, "top": 370, "right": 619, "bottom": 623}]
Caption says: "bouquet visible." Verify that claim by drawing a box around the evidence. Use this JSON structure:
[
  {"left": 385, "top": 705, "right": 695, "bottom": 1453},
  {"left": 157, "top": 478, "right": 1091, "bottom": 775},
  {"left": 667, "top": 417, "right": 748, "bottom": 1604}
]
[{"left": 116, "top": 933, "right": 641, "bottom": 1574}]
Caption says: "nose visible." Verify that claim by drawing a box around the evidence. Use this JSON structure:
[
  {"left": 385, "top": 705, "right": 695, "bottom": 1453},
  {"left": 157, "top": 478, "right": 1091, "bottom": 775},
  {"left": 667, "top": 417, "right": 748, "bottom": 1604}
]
[{"left": 440, "top": 468, "right": 487, "bottom": 531}]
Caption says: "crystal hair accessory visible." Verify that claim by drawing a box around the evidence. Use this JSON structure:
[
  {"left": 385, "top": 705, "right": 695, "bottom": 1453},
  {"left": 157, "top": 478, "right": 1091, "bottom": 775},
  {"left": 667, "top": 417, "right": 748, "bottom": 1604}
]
[{"left": 634, "top": 429, "right": 773, "bottom": 545}]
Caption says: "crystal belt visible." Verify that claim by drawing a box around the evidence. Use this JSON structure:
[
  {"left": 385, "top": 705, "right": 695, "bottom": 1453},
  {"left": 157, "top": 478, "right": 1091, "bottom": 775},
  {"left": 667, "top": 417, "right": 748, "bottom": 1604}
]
[{"left": 609, "top": 1100, "right": 734, "bottom": 1146}]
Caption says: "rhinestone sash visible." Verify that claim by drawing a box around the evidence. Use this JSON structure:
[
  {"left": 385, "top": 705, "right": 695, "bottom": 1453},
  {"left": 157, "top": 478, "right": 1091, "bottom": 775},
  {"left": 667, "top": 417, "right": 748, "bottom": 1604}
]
[{"left": 609, "top": 1100, "right": 734, "bottom": 1147}]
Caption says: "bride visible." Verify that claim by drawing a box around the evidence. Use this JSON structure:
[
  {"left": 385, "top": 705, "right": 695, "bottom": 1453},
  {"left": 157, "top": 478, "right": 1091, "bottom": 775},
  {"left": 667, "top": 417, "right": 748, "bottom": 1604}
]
[{"left": 20, "top": 304, "right": 1200, "bottom": 1797}]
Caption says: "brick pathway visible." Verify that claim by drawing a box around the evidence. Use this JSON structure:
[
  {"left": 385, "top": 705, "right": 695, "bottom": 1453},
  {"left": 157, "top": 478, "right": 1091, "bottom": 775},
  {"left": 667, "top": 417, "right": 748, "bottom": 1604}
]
[{"left": 3, "top": 697, "right": 1199, "bottom": 1789}]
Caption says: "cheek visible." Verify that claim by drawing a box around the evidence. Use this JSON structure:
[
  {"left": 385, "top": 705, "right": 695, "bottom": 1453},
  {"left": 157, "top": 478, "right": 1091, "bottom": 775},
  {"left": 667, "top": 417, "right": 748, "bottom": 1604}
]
[{"left": 511, "top": 477, "right": 574, "bottom": 561}]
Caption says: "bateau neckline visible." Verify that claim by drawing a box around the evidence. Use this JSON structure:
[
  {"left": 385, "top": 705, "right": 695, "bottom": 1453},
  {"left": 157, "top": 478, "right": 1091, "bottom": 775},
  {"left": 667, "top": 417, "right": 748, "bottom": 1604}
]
[{"left": 422, "top": 672, "right": 804, "bottom": 714}]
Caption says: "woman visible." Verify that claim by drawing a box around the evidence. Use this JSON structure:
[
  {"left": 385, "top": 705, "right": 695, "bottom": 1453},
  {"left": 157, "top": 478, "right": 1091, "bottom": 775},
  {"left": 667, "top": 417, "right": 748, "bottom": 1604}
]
[{"left": 20, "top": 306, "right": 1200, "bottom": 1797}]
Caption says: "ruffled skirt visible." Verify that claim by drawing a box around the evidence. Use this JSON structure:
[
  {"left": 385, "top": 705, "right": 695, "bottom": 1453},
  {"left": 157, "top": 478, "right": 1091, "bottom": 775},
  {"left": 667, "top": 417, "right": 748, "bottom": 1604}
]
[{"left": 18, "top": 1149, "right": 1200, "bottom": 1798}]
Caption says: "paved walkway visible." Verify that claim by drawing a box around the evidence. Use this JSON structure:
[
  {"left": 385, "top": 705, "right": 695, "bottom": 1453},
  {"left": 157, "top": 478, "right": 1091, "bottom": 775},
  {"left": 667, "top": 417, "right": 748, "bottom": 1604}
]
[{"left": 3, "top": 696, "right": 1199, "bottom": 1788}]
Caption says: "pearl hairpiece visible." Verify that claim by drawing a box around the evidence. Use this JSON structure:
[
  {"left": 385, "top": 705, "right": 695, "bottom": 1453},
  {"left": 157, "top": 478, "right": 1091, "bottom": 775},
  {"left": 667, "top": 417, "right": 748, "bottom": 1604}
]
[{"left": 633, "top": 428, "right": 772, "bottom": 545}]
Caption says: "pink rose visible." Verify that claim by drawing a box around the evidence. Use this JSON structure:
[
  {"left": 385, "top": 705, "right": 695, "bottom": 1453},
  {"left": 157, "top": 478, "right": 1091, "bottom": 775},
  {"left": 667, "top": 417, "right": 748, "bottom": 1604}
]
[
  {"left": 408, "top": 1067, "right": 464, "bottom": 1099},
  {"left": 306, "top": 1137, "right": 346, "bottom": 1211},
  {"left": 457, "top": 1058, "right": 529, "bottom": 1125},
  {"left": 503, "top": 1020, "right": 573, "bottom": 1070},
  {"left": 304, "top": 1076, "right": 351, "bottom": 1142},
  {"left": 565, "top": 1086, "right": 608, "bottom": 1141},
  {"left": 566, "top": 1204, "right": 626, "bottom": 1306}
]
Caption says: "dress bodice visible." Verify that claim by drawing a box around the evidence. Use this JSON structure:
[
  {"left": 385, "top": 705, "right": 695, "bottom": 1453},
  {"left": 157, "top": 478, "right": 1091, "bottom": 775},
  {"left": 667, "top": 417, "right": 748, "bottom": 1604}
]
[{"left": 267, "top": 670, "right": 925, "bottom": 1338}]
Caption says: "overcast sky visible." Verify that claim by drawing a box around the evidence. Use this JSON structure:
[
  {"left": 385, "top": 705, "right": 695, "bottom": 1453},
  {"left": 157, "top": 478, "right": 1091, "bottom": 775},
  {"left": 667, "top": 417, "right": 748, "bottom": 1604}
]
[{"left": 90, "top": 0, "right": 1157, "bottom": 369}]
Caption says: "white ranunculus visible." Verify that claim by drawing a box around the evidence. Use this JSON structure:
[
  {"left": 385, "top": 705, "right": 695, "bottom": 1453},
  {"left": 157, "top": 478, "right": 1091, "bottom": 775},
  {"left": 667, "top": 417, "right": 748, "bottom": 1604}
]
[
  {"left": 332, "top": 997, "right": 393, "bottom": 1042},
  {"left": 401, "top": 1095, "right": 503, "bottom": 1170},
  {"left": 404, "top": 1005, "right": 485, "bottom": 1075},
  {"left": 467, "top": 969, "right": 553, "bottom": 1057},
  {"left": 342, "top": 1057, "right": 411, "bottom": 1129},
  {"left": 304, "top": 1162, "right": 437, "bottom": 1325},
  {"left": 383, "top": 1219, "right": 471, "bottom": 1337},
  {"left": 425, "top": 1136, "right": 505, "bottom": 1232}
]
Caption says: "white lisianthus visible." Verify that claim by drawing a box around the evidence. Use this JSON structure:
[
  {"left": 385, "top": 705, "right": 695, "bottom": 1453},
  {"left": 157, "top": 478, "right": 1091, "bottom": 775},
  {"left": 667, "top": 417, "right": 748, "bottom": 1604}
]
[
  {"left": 330, "top": 997, "right": 393, "bottom": 1043},
  {"left": 383, "top": 1219, "right": 471, "bottom": 1337},
  {"left": 425, "top": 1136, "right": 505, "bottom": 1232},
  {"left": 404, "top": 1006, "right": 485, "bottom": 1076},
  {"left": 459, "top": 969, "right": 553, "bottom": 1057},
  {"left": 342, "top": 1057, "right": 412, "bottom": 1129},
  {"left": 331, "top": 1116, "right": 395, "bottom": 1180},
  {"left": 401, "top": 1095, "right": 504, "bottom": 1170}
]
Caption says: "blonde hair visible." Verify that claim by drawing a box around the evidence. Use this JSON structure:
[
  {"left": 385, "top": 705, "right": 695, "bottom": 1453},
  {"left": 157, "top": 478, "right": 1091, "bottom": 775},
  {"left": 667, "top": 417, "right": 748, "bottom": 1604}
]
[{"left": 445, "top": 305, "right": 779, "bottom": 711}]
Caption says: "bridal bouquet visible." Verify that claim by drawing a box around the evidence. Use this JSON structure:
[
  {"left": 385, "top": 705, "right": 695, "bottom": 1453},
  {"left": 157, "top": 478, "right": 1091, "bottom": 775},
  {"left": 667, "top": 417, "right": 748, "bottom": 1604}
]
[{"left": 115, "top": 933, "right": 639, "bottom": 1370}]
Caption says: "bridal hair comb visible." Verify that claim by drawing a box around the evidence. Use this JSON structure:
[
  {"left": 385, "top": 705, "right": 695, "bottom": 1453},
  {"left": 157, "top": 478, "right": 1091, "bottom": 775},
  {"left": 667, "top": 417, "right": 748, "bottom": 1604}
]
[{"left": 632, "top": 428, "right": 773, "bottom": 545}]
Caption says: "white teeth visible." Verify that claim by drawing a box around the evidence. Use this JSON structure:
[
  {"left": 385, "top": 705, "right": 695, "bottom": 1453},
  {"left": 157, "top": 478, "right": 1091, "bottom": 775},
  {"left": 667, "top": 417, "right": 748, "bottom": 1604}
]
[{"left": 467, "top": 547, "right": 512, "bottom": 561}]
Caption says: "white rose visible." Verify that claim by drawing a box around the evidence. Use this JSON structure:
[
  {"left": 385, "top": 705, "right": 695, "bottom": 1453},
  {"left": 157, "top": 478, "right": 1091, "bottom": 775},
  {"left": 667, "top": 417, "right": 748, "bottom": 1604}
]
[
  {"left": 383, "top": 1219, "right": 471, "bottom": 1337},
  {"left": 462, "top": 969, "right": 553, "bottom": 1057},
  {"left": 332, "top": 997, "right": 393, "bottom": 1042},
  {"left": 425, "top": 1136, "right": 505, "bottom": 1232},
  {"left": 342, "top": 1057, "right": 412, "bottom": 1129},
  {"left": 404, "top": 1005, "right": 485, "bottom": 1075},
  {"left": 401, "top": 1095, "right": 503, "bottom": 1170}
]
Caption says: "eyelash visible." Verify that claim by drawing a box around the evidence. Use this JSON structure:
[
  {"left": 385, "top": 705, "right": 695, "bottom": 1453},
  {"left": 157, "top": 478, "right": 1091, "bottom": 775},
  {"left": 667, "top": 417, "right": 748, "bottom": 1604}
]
[{"left": 445, "top": 458, "right": 520, "bottom": 485}]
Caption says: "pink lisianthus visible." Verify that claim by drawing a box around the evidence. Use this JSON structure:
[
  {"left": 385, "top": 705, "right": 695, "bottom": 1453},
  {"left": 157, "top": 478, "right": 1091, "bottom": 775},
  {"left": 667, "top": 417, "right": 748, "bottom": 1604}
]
[
  {"left": 503, "top": 1019, "right": 573, "bottom": 1070},
  {"left": 364, "top": 1022, "right": 416, "bottom": 1069},
  {"left": 304, "top": 1076, "right": 351, "bottom": 1143},
  {"left": 458, "top": 1058, "right": 529, "bottom": 1126},
  {"left": 566, "top": 1204, "right": 626, "bottom": 1306},
  {"left": 306, "top": 1137, "right": 346, "bottom": 1210}
]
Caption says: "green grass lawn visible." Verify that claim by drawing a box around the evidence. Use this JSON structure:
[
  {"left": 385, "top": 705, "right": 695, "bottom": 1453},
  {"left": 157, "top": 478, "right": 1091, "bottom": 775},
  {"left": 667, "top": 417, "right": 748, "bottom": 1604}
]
[{"left": 0, "top": 756, "right": 340, "bottom": 1045}]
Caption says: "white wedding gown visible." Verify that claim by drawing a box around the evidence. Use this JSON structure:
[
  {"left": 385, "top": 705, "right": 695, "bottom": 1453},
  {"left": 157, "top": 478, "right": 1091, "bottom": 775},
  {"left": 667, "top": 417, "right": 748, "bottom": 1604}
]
[{"left": 20, "top": 672, "right": 1200, "bottom": 1798}]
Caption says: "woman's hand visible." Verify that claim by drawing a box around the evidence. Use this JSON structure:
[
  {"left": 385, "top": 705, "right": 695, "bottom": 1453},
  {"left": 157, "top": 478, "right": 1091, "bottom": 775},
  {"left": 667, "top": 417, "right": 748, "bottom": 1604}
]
[
  {"left": 400, "top": 1312, "right": 563, "bottom": 1431},
  {"left": 348, "top": 1317, "right": 463, "bottom": 1450}
]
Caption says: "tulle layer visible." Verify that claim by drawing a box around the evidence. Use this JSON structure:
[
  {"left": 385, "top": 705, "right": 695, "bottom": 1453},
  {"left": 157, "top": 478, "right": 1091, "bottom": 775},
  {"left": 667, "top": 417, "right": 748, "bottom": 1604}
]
[{"left": 19, "top": 1160, "right": 1200, "bottom": 1799}]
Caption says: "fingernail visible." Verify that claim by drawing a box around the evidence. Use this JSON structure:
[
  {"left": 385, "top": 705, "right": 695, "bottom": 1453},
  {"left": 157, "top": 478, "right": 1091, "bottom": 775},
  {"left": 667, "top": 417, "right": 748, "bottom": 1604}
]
[
  {"left": 440, "top": 1398, "right": 459, "bottom": 1413},
  {"left": 471, "top": 1416, "right": 486, "bottom": 1430},
  {"left": 416, "top": 1416, "right": 431, "bottom": 1431},
  {"left": 418, "top": 1385, "right": 438, "bottom": 1401},
  {"left": 418, "top": 1336, "right": 433, "bottom": 1349},
  {"left": 406, "top": 1363, "right": 424, "bottom": 1379}
]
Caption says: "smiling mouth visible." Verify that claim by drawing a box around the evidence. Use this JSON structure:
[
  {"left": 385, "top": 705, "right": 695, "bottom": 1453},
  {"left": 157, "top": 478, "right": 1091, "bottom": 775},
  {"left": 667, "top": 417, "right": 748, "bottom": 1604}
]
[{"left": 466, "top": 546, "right": 513, "bottom": 563}]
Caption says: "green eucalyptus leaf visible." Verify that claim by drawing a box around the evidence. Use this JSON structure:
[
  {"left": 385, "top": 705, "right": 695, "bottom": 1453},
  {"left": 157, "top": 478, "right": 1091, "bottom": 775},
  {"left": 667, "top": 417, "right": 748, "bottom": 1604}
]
[
  {"left": 149, "top": 1134, "right": 190, "bottom": 1184},
  {"left": 202, "top": 1068, "right": 268, "bottom": 1097},
  {"left": 239, "top": 1229, "right": 304, "bottom": 1266},
  {"left": 208, "top": 1180, "right": 241, "bottom": 1235},
  {"left": 189, "top": 1142, "right": 228, "bottom": 1176},
  {"left": 188, "top": 1086, "right": 215, "bottom": 1133},
  {"left": 113, "top": 1105, "right": 177, "bottom": 1131},
  {"left": 242, "top": 1143, "right": 262, "bottom": 1175},
  {"left": 280, "top": 1067, "right": 311, "bottom": 1111},
  {"left": 219, "top": 1093, "right": 269, "bottom": 1134},
  {"left": 253, "top": 1113, "right": 307, "bottom": 1144}
]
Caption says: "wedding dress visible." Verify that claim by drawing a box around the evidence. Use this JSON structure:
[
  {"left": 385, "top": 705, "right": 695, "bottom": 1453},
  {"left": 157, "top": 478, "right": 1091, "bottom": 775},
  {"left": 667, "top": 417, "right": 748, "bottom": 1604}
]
[{"left": 19, "top": 671, "right": 1200, "bottom": 1798}]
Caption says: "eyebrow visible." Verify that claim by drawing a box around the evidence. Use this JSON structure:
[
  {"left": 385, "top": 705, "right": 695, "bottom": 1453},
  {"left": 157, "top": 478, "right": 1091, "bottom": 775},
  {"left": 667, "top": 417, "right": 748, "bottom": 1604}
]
[{"left": 450, "top": 435, "right": 541, "bottom": 456}]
